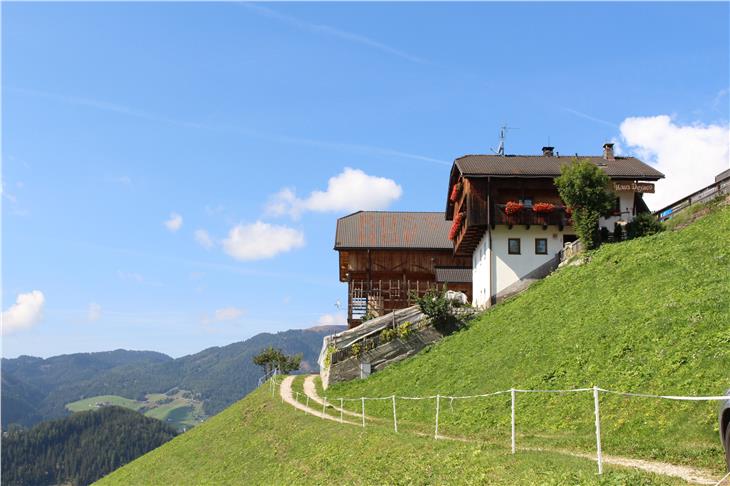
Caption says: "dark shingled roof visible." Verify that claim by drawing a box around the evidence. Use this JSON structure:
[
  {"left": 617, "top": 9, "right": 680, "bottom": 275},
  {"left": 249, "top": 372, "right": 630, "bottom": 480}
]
[
  {"left": 334, "top": 211, "right": 452, "bottom": 250},
  {"left": 454, "top": 155, "right": 665, "bottom": 180},
  {"left": 435, "top": 267, "right": 472, "bottom": 283}
]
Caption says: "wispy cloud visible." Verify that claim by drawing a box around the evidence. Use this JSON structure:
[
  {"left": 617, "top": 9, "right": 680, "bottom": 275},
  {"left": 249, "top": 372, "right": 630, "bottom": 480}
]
[
  {"left": 9, "top": 87, "right": 204, "bottom": 129},
  {"left": 117, "top": 270, "right": 163, "bottom": 287},
  {"left": 559, "top": 106, "right": 618, "bottom": 128},
  {"left": 239, "top": 3, "right": 429, "bottom": 65},
  {"left": 11, "top": 87, "right": 448, "bottom": 166}
]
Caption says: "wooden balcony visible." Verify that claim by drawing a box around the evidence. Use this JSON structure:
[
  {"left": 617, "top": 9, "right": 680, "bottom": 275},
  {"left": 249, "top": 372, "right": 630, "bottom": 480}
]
[
  {"left": 452, "top": 189, "right": 488, "bottom": 256},
  {"left": 494, "top": 204, "right": 570, "bottom": 229}
]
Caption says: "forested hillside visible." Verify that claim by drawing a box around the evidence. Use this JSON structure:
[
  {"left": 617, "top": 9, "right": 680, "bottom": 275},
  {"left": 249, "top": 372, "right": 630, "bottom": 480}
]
[
  {"left": 3, "top": 326, "right": 344, "bottom": 428},
  {"left": 1, "top": 406, "right": 177, "bottom": 486}
]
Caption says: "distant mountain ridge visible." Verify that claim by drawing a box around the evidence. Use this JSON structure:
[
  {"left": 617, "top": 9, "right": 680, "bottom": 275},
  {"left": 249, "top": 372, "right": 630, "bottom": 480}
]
[{"left": 2, "top": 325, "right": 344, "bottom": 429}]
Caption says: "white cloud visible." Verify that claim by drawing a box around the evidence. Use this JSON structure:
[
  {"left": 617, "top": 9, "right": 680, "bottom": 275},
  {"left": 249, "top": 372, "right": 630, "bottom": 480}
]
[
  {"left": 266, "top": 167, "right": 402, "bottom": 219},
  {"left": 164, "top": 212, "right": 183, "bottom": 232},
  {"left": 222, "top": 221, "right": 305, "bottom": 261},
  {"left": 316, "top": 313, "right": 347, "bottom": 327},
  {"left": 2, "top": 290, "right": 45, "bottom": 335},
  {"left": 618, "top": 115, "right": 730, "bottom": 209},
  {"left": 194, "top": 229, "right": 214, "bottom": 249},
  {"left": 88, "top": 303, "right": 102, "bottom": 322},
  {"left": 201, "top": 306, "right": 245, "bottom": 325}
]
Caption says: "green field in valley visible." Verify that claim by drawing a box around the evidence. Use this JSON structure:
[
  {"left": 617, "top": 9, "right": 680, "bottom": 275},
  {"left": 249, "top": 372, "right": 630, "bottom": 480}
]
[
  {"left": 66, "top": 389, "right": 205, "bottom": 431},
  {"left": 65, "top": 395, "right": 143, "bottom": 413}
]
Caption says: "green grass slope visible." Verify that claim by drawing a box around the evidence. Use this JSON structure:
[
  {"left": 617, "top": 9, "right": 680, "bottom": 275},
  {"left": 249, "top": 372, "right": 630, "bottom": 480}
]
[
  {"left": 329, "top": 206, "right": 730, "bottom": 472},
  {"left": 97, "top": 384, "right": 682, "bottom": 485}
]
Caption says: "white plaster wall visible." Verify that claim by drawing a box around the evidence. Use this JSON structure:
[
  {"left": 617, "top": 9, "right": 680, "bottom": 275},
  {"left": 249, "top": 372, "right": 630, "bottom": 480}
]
[
  {"left": 492, "top": 227, "right": 564, "bottom": 294},
  {"left": 472, "top": 226, "right": 570, "bottom": 307},
  {"left": 472, "top": 233, "right": 491, "bottom": 308},
  {"left": 600, "top": 190, "right": 636, "bottom": 229}
]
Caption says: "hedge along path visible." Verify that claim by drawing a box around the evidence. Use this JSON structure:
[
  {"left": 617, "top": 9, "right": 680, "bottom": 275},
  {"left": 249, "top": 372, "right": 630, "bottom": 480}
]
[{"left": 287, "top": 375, "right": 722, "bottom": 485}]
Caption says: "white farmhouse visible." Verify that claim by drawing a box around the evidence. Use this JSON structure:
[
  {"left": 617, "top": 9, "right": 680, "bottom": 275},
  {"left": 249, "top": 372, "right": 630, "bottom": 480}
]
[{"left": 444, "top": 143, "right": 665, "bottom": 308}]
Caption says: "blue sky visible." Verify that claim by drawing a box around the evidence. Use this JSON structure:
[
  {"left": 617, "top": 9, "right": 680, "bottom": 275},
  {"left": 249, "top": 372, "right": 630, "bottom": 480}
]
[{"left": 3, "top": 2, "right": 729, "bottom": 358}]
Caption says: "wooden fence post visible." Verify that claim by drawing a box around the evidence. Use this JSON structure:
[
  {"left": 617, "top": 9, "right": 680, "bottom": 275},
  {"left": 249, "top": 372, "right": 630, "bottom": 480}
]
[
  {"left": 434, "top": 394, "right": 441, "bottom": 439},
  {"left": 392, "top": 395, "right": 398, "bottom": 433},
  {"left": 511, "top": 388, "right": 516, "bottom": 454},
  {"left": 593, "top": 386, "right": 603, "bottom": 475}
]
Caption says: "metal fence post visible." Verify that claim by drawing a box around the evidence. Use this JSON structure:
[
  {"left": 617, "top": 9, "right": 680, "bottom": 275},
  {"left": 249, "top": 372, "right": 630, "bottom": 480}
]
[
  {"left": 361, "top": 397, "right": 366, "bottom": 428},
  {"left": 511, "top": 388, "right": 516, "bottom": 454},
  {"left": 435, "top": 394, "right": 441, "bottom": 439},
  {"left": 392, "top": 395, "right": 398, "bottom": 433},
  {"left": 593, "top": 386, "right": 603, "bottom": 475}
]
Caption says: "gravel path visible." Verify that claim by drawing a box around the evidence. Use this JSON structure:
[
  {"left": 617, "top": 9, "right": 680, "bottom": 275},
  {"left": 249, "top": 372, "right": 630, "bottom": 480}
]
[{"left": 287, "top": 375, "right": 723, "bottom": 485}]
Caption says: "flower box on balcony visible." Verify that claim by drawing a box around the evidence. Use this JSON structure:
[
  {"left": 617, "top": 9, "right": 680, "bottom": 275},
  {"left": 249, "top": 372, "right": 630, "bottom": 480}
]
[
  {"left": 505, "top": 201, "right": 524, "bottom": 215},
  {"left": 532, "top": 202, "right": 555, "bottom": 213}
]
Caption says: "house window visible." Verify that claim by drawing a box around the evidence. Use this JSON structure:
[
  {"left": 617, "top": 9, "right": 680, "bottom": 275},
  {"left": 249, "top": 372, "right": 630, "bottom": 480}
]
[
  {"left": 521, "top": 197, "right": 534, "bottom": 208},
  {"left": 612, "top": 197, "right": 621, "bottom": 216},
  {"left": 508, "top": 238, "right": 521, "bottom": 255},
  {"left": 535, "top": 238, "right": 548, "bottom": 255}
]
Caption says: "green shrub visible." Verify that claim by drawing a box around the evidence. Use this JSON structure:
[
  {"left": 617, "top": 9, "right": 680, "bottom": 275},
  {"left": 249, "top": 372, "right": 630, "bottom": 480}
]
[
  {"left": 397, "top": 321, "right": 413, "bottom": 339},
  {"left": 380, "top": 328, "right": 397, "bottom": 343},
  {"left": 626, "top": 212, "right": 664, "bottom": 239},
  {"left": 613, "top": 221, "right": 624, "bottom": 241},
  {"left": 323, "top": 345, "right": 336, "bottom": 368},
  {"left": 415, "top": 287, "right": 461, "bottom": 334},
  {"left": 350, "top": 343, "right": 362, "bottom": 359},
  {"left": 599, "top": 226, "right": 610, "bottom": 242}
]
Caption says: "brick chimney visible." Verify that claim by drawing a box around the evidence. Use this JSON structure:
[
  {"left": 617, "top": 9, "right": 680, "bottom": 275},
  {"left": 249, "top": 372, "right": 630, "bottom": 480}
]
[
  {"left": 603, "top": 143, "right": 615, "bottom": 160},
  {"left": 542, "top": 146, "right": 555, "bottom": 157}
]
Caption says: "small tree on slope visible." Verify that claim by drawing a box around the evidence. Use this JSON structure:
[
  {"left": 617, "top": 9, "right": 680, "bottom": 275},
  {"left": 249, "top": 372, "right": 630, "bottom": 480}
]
[
  {"left": 554, "top": 159, "right": 616, "bottom": 250},
  {"left": 253, "top": 346, "right": 302, "bottom": 376}
]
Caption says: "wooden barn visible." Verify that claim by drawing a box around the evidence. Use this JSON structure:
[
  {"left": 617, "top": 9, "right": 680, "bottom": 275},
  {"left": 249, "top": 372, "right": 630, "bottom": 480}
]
[{"left": 334, "top": 211, "right": 472, "bottom": 328}]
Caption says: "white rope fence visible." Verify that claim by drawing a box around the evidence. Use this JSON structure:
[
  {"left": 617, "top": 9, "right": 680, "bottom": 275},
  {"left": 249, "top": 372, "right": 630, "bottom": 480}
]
[{"left": 268, "top": 376, "right": 728, "bottom": 476}]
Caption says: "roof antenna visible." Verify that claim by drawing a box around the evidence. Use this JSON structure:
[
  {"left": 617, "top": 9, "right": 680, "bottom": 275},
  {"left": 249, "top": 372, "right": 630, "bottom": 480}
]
[{"left": 490, "top": 124, "right": 519, "bottom": 156}]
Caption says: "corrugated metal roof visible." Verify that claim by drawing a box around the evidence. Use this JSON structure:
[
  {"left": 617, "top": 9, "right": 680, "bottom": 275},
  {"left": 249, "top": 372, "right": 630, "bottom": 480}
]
[
  {"left": 334, "top": 211, "right": 452, "bottom": 249},
  {"left": 434, "top": 267, "right": 472, "bottom": 283},
  {"left": 454, "top": 155, "right": 665, "bottom": 180}
]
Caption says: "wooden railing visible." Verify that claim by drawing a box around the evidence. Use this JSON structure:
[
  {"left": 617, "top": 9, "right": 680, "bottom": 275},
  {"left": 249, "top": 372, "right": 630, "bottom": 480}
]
[
  {"left": 347, "top": 279, "right": 440, "bottom": 325},
  {"left": 654, "top": 175, "right": 730, "bottom": 222}
]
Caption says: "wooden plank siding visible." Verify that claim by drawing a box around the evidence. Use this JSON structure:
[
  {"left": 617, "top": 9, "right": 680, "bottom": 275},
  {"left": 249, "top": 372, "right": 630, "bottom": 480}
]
[
  {"left": 338, "top": 248, "right": 472, "bottom": 328},
  {"left": 339, "top": 249, "right": 471, "bottom": 282},
  {"left": 452, "top": 177, "right": 573, "bottom": 255}
]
